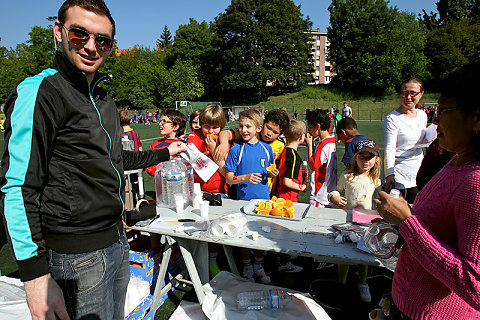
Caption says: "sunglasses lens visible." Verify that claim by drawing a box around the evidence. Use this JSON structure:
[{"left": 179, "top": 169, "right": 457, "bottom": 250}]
[
  {"left": 68, "top": 28, "right": 89, "bottom": 42},
  {"left": 95, "top": 36, "right": 113, "bottom": 51}
]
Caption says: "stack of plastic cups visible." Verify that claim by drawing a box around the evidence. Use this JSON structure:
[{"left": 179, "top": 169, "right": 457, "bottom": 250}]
[{"left": 192, "top": 183, "right": 202, "bottom": 209}]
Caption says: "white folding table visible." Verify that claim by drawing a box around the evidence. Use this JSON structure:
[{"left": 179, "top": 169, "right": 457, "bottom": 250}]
[{"left": 131, "top": 199, "right": 381, "bottom": 309}]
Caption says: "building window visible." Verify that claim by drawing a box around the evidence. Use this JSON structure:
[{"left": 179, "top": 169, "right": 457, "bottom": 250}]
[
  {"left": 317, "top": 35, "right": 320, "bottom": 40},
  {"left": 325, "top": 76, "right": 330, "bottom": 82},
  {"left": 316, "top": 56, "right": 320, "bottom": 60},
  {"left": 316, "top": 76, "right": 319, "bottom": 80},
  {"left": 325, "top": 65, "right": 330, "bottom": 71},
  {"left": 317, "top": 46, "right": 320, "bottom": 51}
]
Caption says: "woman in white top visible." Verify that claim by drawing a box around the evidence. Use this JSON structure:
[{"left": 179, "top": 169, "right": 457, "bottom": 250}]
[{"left": 383, "top": 78, "right": 427, "bottom": 203}]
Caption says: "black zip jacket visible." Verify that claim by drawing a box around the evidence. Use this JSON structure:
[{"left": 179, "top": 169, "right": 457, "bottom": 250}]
[{"left": 0, "top": 51, "right": 169, "bottom": 281}]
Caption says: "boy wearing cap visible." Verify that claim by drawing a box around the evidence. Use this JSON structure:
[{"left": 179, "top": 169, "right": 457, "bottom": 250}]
[{"left": 336, "top": 117, "right": 366, "bottom": 171}]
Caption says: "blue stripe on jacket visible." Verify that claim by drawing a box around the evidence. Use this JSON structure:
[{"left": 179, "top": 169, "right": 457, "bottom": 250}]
[{"left": 1, "top": 68, "right": 58, "bottom": 260}]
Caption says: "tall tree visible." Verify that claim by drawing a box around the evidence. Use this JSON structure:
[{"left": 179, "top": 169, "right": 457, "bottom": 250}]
[
  {"left": 211, "top": 0, "right": 312, "bottom": 99},
  {"left": 26, "top": 25, "right": 56, "bottom": 74},
  {"left": 421, "top": 0, "right": 480, "bottom": 29},
  {"left": 156, "top": 25, "right": 173, "bottom": 51},
  {"left": 328, "top": 0, "right": 428, "bottom": 95}
]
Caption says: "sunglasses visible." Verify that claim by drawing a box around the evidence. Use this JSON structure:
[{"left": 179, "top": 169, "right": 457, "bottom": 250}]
[
  {"left": 61, "top": 24, "right": 113, "bottom": 52},
  {"left": 159, "top": 119, "right": 173, "bottom": 125},
  {"left": 400, "top": 90, "right": 422, "bottom": 98}
]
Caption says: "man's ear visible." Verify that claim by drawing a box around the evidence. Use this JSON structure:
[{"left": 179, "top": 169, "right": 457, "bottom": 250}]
[{"left": 53, "top": 20, "right": 63, "bottom": 44}]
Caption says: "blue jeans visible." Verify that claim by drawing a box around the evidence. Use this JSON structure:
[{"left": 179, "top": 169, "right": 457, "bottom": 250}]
[{"left": 49, "top": 230, "right": 130, "bottom": 320}]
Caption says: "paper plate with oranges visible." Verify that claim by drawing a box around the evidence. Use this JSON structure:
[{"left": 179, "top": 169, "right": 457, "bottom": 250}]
[{"left": 241, "top": 196, "right": 312, "bottom": 221}]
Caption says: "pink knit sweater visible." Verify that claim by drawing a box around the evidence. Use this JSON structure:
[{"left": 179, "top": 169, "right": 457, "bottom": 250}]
[{"left": 393, "top": 159, "right": 480, "bottom": 319}]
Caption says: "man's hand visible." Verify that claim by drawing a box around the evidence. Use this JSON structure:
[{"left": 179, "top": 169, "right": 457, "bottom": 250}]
[
  {"left": 24, "top": 274, "right": 70, "bottom": 320},
  {"left": 167, "top": 141, "right": 187, "bottom": 158}
]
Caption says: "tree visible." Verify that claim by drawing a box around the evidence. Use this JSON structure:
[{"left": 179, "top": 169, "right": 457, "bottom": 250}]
[
  {"left": 328, "top": 0, "right": 428, "bottom": 95},
  {"left": 211, "top": 0, "right": 312, "bottom": 99},
  {"left": 421, "top": 0, "right": 480, "bottom": 29},
  {"left": 26, "top": 25, "right": 56, "bottom": 74},
  {"left": 425, "top": 19, "right": 480, "bottom": 82},
  {"left": 156, "top": 25, "right": 173, "bottom": 51}
]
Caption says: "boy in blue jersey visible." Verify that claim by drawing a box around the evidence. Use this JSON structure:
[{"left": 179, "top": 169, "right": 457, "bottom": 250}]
[
  {"left": 336, "top": 117, "right": 366, "bottom": 171},
  {"left": 224, "top": 109, "right": 278, "bottom": 283}
]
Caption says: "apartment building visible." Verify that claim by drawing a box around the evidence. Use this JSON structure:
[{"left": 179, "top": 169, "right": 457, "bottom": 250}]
[{"left": 308, "top": 28, "right": 333, "bottom": 85}]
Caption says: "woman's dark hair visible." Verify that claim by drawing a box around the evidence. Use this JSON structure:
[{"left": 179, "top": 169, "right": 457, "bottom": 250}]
[
  {"left": 439, "top": 62, "right": 480, "bottom": 114},
  {"left": 58, "top": 0, "right": 116, "bottom": 37},
  {"left": 160, "top": 109, "right": 186, "bottom": 138},
  {"left": 307, "top": 109, "right": 331, "bottom": 131},
  {"left": 439, "top": 61, "right": 480, "bottom": 153}
]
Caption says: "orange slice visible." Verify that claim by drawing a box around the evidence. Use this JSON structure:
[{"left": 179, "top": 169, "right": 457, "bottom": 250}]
[
  {"left": 266, "top": 163, "right": 276, "bottom": 172},
  {"left": 271, "top": 196, "right": 278, "bottom": 201},
  {"left": 257, "top": 209, "right": 269, "bottom": 215},
  {"left": 265, "top": 202, "right": 273, "bottom": 212},
  {"left": 209, "top": 134, "right": 218, "bottom": 140},
  {"left": 286, "top": 206, "right": 295, "bottom": 214},
  {"left": 275, "top": 198, "right": 286, "bottom": 205},
  {"left": 270, "top": 208, "right": 284, "bottom": 216},
  {"left": 285, "top": 199, "right": 293, "bottom": 208},
  {"left": 273, "top": 201, "right": 284, "bottom": 209},
  {"left": 256, "top": 202, "right": 265, "bottom": 209}
]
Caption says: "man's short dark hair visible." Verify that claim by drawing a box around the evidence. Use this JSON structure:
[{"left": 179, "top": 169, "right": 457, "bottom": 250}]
[
  {"left": 58, "top": 0, "right": 116, "bottom": 37},
  {"left": 336, "top": 117, "right": 357, "bottom": 134},
  {"left": 264, "top": 109, "right": 290, "bottom": 133},
  {"left": 307, "top": 109, "right": 330, "bottom": 131},
  {"left": 161, "top": 109, "right": 187, "bottom": 138}
]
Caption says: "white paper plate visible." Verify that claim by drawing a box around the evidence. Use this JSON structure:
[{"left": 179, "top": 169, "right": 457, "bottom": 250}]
[{"left": 241, "top": 199, "right": 312, "bottom": 221}]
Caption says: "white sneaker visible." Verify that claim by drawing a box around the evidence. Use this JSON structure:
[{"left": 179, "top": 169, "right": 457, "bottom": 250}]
[
  {"left": 254, "top": 267, "right": 271, "bottom": 284},
  {"left": 278, "top": 260, "right": 303, "bottom": 273},
  {"left": 358, "top": 283, "right": 372, "bottom": 303},
  {"left": 243, "top": 264, "right": 254, "bottom": 282}
]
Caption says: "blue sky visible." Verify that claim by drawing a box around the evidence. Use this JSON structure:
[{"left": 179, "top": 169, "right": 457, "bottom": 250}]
[{"left": 1, "top": 0, "right": 438, "bottom": 50}]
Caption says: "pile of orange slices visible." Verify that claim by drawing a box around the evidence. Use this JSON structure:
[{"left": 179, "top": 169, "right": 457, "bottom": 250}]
[{"left": 254, "top": 196, "right": 295, "bottom": 218}]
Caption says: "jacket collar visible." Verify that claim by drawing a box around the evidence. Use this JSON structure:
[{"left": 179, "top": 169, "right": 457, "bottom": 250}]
[{"left": 52, "top": 51, "right": 107, "bottom": 96}]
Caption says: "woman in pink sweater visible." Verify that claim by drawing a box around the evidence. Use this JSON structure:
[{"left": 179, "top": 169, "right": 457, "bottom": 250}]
[{"left": 375, "top": 62, "right": 480, "bottom": 319}]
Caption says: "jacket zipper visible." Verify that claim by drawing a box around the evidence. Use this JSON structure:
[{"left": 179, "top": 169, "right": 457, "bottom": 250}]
[{"left": 84, "top": 73, "right": 125, "bottom": 215}]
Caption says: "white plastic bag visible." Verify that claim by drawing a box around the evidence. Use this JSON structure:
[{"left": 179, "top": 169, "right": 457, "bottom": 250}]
[
  {"left": 124, "top": 276, "right": 151, "bottom": 317},
  {"left": 181, "top": 143, "right": 218, "bottom": 183}
]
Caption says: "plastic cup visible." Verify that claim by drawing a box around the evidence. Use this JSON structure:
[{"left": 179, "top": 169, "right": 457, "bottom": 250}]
[
  {"left": 200, "top": 200, "right": 209, "bottom": 219},
  {"left": 174, "top": 194, "right": 184, "bottom": 214}
]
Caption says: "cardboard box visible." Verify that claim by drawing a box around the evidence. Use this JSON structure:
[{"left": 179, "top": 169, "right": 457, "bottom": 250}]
[{"left": 124, "top": 282, "right": 178, "bottom": 320}]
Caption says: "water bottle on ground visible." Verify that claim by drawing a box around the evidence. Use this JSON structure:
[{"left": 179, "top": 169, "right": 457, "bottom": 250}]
[{"left": 237, "top": 289, "right": 292, "bottom": 310}]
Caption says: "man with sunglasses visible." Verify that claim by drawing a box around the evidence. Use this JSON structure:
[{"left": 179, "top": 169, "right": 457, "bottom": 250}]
[{"left": 0, "top": 1, "right": 185, "bottom": 319}]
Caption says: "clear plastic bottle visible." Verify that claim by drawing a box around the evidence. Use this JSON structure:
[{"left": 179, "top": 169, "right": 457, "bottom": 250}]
[
  {"left": 180, "top": 158, "right": 194, "bottom": 206},
  {"left": 237, "top": 289, "right": 292, "bottom": 310},
  {"left": 302, "top": 161, "right": 308, "bottom": 185},
  {"left": 159, "top": 160, "right": 186, "bottom": 208},
  {"left": 154, "top": 162, "right": 165, "bottom": 208}
]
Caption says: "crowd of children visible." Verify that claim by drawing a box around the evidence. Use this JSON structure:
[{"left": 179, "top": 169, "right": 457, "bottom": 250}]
[{"left": 119, "top": 105, "right": 382, "bottom": 303}]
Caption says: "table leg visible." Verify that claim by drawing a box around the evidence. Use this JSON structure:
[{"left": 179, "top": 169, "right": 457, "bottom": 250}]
[
  {"left": 176, "top": 238, "right": 206, "bottom": 304},
  {"left": 222, "top": 245, "right": 239, "bottom": 275},
  {"left": 151, "top": 236, "right": 173, "bottom": 311}
]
